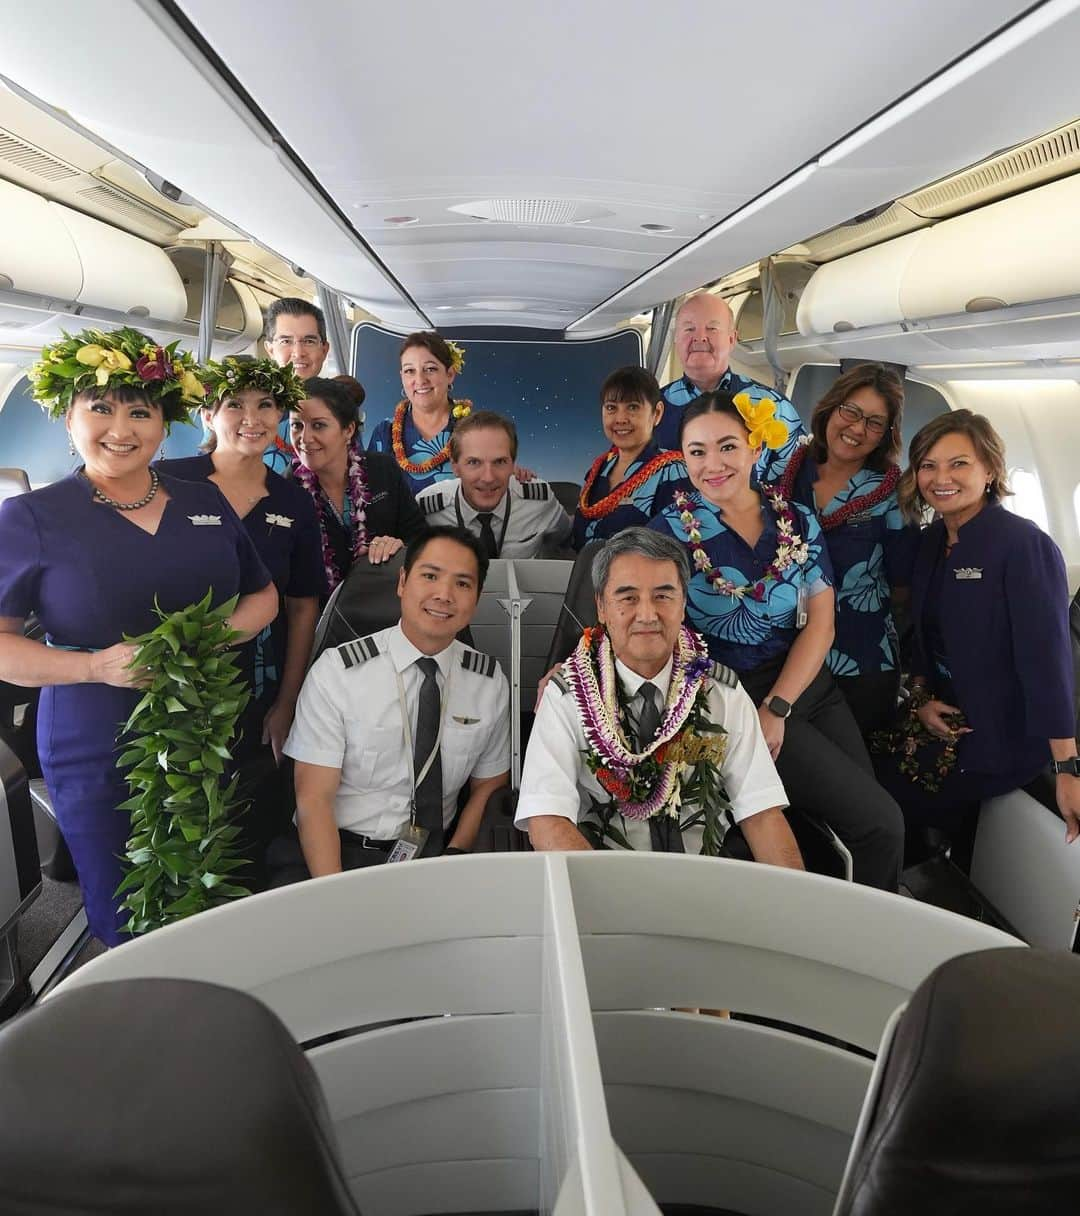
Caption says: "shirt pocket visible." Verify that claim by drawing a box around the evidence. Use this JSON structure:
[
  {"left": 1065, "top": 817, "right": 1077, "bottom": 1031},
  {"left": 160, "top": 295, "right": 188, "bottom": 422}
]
[
  {"left": 440, "top": 718, "right": 491, "bottom": 792},
  {"left": 342, "top": 722, "right": 405, "bottom": 790}
]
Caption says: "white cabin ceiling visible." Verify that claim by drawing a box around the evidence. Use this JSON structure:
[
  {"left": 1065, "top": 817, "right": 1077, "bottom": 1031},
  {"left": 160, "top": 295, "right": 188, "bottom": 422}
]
[{"left": 2, "top": 1, "right": 1078, "bottom": 333}]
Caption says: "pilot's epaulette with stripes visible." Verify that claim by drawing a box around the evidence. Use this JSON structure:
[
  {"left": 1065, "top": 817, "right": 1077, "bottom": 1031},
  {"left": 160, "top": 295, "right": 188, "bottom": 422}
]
[
  {"left": 336, "top": 634, "right": 383, "bottom": 669},
  {"left": 520, "top": 480, "right": 551, "bottom": 501},
  {"left": 459, "top": 647, "right": 498, "bottom": 678},
  {"left": 708, "top": 660, "right": 739, "bottom": 689},
  {"left": 421, "top": 491, "right": 449, "bottom": 516}
]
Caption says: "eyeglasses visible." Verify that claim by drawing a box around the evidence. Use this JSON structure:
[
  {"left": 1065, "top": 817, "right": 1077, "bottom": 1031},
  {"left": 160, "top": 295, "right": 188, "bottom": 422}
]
[
  {"left": 837, "top": 401, "right": 891, "bottom": 436},
  {"left": 271, "top": 336, "right": 324, "bottom": 349}
]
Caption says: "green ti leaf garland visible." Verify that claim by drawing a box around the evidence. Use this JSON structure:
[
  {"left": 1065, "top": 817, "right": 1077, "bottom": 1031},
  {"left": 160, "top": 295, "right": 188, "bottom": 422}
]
[{"left": 114, "top": 589, "right": 252, "bottom": 934}]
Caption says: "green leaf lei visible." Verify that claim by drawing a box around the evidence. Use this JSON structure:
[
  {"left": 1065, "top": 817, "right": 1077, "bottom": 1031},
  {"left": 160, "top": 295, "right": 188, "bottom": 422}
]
[{"left": 114, "top": 590, "right": 252, "bottom": 934}]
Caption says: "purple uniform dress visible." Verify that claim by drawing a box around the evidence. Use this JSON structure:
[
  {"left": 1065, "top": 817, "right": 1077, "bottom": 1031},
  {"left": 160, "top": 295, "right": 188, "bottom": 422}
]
[{"left": 0, "top": 472, "right": 271, "bottom": 945}]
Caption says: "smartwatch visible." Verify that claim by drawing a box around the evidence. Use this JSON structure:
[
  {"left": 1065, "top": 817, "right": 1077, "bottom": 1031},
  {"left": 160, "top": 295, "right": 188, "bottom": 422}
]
[
  {"left": 764, "top": 695, "right": 793, "bottom": 720},
  {"left": 1051, "top": 757, "right": 1080, "bottom": 777}
]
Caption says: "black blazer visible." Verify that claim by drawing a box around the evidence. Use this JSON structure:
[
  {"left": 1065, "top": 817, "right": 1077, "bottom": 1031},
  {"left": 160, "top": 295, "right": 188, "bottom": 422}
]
[{"left": 910, "top": 503, "right": 1074, "bottom": 778}]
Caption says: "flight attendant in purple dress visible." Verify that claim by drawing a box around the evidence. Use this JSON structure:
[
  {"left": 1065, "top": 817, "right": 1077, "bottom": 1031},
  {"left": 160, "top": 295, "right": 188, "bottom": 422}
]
[
  {"left": 0, "top": 328, "right": 277, "bottom": 946},
  {"left": 159, "top": 356, "right": 325, "bottom": 762}
]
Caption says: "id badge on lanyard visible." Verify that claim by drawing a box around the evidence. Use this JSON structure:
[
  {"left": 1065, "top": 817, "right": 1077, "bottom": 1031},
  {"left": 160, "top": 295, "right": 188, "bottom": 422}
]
[
  {"left": 387, "top": 664, "right": 452, "bottom": 862},
  {"left": 796, "top": 582, "right": 808, "bottom": 630}
]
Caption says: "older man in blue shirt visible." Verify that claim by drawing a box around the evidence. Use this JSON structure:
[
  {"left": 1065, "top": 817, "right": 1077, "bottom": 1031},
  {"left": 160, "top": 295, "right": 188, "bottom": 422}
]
[{"left": 656, "top": 293, "right": 805, "bottom": 483}]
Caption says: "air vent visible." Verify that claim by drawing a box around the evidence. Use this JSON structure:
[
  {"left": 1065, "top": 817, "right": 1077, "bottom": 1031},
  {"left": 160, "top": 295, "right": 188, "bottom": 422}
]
[
  {"left": 75, "top": 184, "right": 183, "bottom": 237},
  {"left": 905, "top": 121, "right": 1080, "bottom": 218},
  {"left": 449, "top": 199, "right": 615, "bottom": 225},
  {"left": 0, "top": 129, "right": 79, "bottom": 183}
]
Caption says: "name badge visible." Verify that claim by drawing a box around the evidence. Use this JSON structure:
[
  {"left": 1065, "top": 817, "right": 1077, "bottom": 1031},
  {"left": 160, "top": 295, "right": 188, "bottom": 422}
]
[
  {"left": 265, "top": 513, "right": 293, "bottom": 528},
  {"left": 387, "top": 824, "right": 429, "bottom": 863},
  {"left": 188, "top": 514, "right": 222, "bottom": 526},
  {"left": 452, "top": 715, "right": 480, "bottom": 725},
  {"left": 954, "top": 567, "right": 983, "bottom": 580}
]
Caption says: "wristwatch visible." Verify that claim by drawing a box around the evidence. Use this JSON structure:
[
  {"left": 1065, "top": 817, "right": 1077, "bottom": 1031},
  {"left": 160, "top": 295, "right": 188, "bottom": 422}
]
[
  {"left": 764, "top": 695, "right": 793, "bottom": 720},
  {"left": 1051, "top": 757, "right": 1080, "bottom": 777}
]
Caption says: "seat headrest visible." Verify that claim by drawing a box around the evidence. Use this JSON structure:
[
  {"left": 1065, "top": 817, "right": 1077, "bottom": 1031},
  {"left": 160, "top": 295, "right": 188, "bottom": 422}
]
[
  {"left": 843, "top": 947, "right": 1080, "bottom": 1216},
  {"left": 0, "top": 977, "right": 360, "bottom": 1215}
]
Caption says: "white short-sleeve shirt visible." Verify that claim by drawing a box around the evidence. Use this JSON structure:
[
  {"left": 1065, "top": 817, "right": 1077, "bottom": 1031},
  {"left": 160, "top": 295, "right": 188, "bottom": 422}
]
[
  {"left": 515, "top": 654, "right": 787, "bottom": 853},
  {"left": 284, "top": 624, "right": 510, "bottom": 838},
  {"left": 415, "top": 476, "right": 572, "bottom": 558}
]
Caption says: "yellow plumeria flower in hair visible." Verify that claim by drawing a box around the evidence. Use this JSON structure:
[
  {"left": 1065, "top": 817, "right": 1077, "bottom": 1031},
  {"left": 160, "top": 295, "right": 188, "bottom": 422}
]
[
  {"left": 445, "top": 340, "right": 466, "bottom": 374},
  {"left": 733, "top": 391, "right": 789, "bottom": 450}
]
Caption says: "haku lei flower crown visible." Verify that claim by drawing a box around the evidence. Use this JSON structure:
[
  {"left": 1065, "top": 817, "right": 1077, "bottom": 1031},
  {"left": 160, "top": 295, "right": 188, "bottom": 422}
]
[
  {"left": 29, "top": 326, "right": 204, "bottom": 424},
  {"left": 293, "top": 444, "right": 371, "bottom": 592},
  {"left": 773, "top": 437, "right": 900, "bottom": 530},
  {"left": 202, "top": 356, "right": 307, "bottom": 413},
  {"left": 564, "top": 625, "right": 728, "bottom": 841},
  {"left": 390, "top": 397, "right": 474, "bottom": 476},
  {"left": 577, "top": 448, "right": 684, "bottom": 521},
  {"left": 674, "top": 488, "right": 810, "bottom": 601},
  {"left": 732, "top": 391, "right": 789, "bottom": 450}
]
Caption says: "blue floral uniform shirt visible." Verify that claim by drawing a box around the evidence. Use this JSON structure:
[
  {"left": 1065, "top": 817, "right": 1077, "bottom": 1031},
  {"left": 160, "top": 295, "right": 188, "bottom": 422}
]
[
  {"left": 648, "top": 490, "right": 833, "bottom": 672},
  {"left": 768, "top": 451, "right": 918, "bottom": 679},
  {"left": 572, "top": 440, "right": 687, "bottom": 549},
  {"left": 367, "top": 407, "right": 455, "bottom": 493},
  {"left": 657, "top": 371, "right": 806, "bottom": 484}
]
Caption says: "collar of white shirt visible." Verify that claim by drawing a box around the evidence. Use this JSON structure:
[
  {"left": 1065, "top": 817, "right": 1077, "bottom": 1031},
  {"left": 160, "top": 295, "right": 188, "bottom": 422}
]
[
  {"left": 613, "top": 653, "right": 674, "bottom": 704},
  {"left": 387, "top": 623, "right": 456, "bottom": 681},
  {"left": 456, "top": 479, "right": 515, "bottom": 522}
]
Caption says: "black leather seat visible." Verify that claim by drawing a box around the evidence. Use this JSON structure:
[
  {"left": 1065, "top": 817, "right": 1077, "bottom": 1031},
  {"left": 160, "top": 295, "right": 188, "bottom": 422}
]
[
  {"left": 543, "top": 540, "right": 603, "bottom": 670},
  {"left": 837, "top": 947, "right": 1080, "bottom": 1216},
  {"left": 0, "top": 977, "right": 361, "bottom": 1215},
  {"left": 547, "top": 480, "right": 581, "bottom": 518},
  {"left": 0, "top": 737, "right": 41, "bottom": 1017}
]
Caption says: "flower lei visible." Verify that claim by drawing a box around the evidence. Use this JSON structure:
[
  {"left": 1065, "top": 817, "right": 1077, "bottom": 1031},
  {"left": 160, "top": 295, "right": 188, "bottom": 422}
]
[
  {"left": 774, "top": 438, "right": 900, "bottom": 530},
  {"left": 870, "top": 685, "right": 967, "bottom": 793},
  {"left": 293, "top": 445, "right": 371, "bottom": 592},
  {"left": 577, "top": 447, "right": 685, "bottom": 521},
  {"left": 565, "top": 624, "right": 731, "bottom": 852},
  {"left": 29, "top": 326, "right": 204, "bottom": 424},
  {"left": 674, "top": 488, "right": 810, "bottom": 601},
  {"left": 202, "top": 355, "right": 307, "bottom": 413},
  {"left": 390, "top": 398, "right": 473, "bottom": 478}
]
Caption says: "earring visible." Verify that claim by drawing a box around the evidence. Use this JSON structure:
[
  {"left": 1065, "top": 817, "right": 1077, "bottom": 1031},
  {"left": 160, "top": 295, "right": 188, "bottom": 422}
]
[
  {"left": 68, "top": 438, "right": 76, "bottom": 457},
  {"left": 159, "top": 444, "right": 167, "bottom": 460}
]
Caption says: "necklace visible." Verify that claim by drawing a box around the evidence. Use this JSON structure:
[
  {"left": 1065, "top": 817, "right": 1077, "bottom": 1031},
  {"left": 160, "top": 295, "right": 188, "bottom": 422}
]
[
  {"left": 673, "top": 488, "right": 809, "bottom": 600},
  {"left": 578, "top": 447, "right": 684, "bottom": 520},
  {"left": 774, "top": 441, "right": 899, "bottom": 530},
  {"left": 86, "top": 468, "right": 160, "bottom": 511},
  {"left": 564, "top": 625, "right": 729, "bottom": 845},
  {"left": 391, "top": 398, "right": 472, "bottom": 477},
  {"left": 293, "top": 447, "right": 371, "bottom": 592}
]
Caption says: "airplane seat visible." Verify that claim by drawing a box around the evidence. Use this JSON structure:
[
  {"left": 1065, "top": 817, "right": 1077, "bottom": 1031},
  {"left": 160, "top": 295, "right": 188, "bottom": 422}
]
[
  {"left": 0, "top": 468, "right": 30, "bottom": 503},
  {"left": 0, "top": 736, "right": 42, "bottom": 1017},
  {"left": 547, "top": 480, "right": 581, "bottom": 517},
  {"left": 0, "top": 977, "right": 361, "bottom": 1215},
  {"left": 543, "top": 540, "right": 603, "bottom": 670},
  {"left": 834, "top": 947, "right": 1080, "bottom": 1216}
]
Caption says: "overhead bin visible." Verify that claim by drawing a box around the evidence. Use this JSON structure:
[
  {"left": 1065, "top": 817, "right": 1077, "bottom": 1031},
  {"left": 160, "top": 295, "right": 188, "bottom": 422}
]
[
  {"left": 51, "top": 203, "right": 187, "bottom": 321},
  {"left": 795, "top": 231, "right": 927, "bottom": 335},
  {"left": 900, "top": 173, "right": 1080, "bottom": 319},
  {"left": 0, "top": 179, "right": 81, "bottom": 299}
]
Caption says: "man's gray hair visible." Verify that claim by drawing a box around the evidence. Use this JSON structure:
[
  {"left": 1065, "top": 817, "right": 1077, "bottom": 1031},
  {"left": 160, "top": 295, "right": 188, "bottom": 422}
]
[{"left": 591, "top": 527, "right": 690, "bottom": 597}]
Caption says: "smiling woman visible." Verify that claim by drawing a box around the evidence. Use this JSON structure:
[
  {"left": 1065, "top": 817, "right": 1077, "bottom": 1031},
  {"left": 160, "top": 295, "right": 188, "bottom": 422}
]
[{"left": 0, "top": 327, "right": 278, "bottom": 946}]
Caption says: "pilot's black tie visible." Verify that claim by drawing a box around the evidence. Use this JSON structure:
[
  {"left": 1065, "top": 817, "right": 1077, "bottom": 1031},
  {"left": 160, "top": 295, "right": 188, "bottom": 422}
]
[
  {"left": 413, "top": 657, "right": 443, "bottom": 854},
  {"left": 636, "top": 682, "right": 685, "bottom": 854},
  {"left": 476, "top": 512, "right": 499, "bottom": 558}
]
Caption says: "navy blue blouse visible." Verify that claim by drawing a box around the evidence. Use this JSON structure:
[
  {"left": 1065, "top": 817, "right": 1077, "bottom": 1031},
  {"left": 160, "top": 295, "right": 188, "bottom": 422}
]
[
  {"left": 572, "top": 441, "right": 686, "bottom": 549},
  {"left": 649, "top": 489, "right": 833, "bottom": 672}
]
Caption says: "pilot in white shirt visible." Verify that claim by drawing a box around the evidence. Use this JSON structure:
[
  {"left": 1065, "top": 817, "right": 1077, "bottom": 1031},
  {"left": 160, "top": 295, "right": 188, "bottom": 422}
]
[
  {"left": 515, "top": 529, "right": 803, "bottom": 867},
  {"left": 280, "top": 528, "right": 510, "bottom": 880},
  {"left": 415, "top": 410, "right": 571, "bottom": 558}
]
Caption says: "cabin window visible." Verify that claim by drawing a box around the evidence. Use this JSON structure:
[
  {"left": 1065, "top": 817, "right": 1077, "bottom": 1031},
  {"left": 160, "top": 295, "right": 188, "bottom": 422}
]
[{"left": 1006, "top": 466, "right": 1050, "bottom": 534}]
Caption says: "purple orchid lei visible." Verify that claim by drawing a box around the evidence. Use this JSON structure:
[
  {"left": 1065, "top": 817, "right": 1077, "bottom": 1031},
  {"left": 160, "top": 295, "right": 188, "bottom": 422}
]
[
  {"left": 563, "top": 624, "right": 719, "bottom": 821},
  {"left": 673, "top": 488, "right": 809, "bottom": 602},
  {"left": 293, "top": 445, "right": 372, "bottom": 592}
]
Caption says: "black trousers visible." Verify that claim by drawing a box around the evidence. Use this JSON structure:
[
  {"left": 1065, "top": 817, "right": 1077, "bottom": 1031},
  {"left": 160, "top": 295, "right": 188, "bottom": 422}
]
[
  {"left": 835, "top": 668, "right": 901, "bottom": 740},
  {"left": 266, "top": 827, "right": 392, "bottom": 887},
  {"left": 740, "top": 660, "right": 904, "bottom": 892}
]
